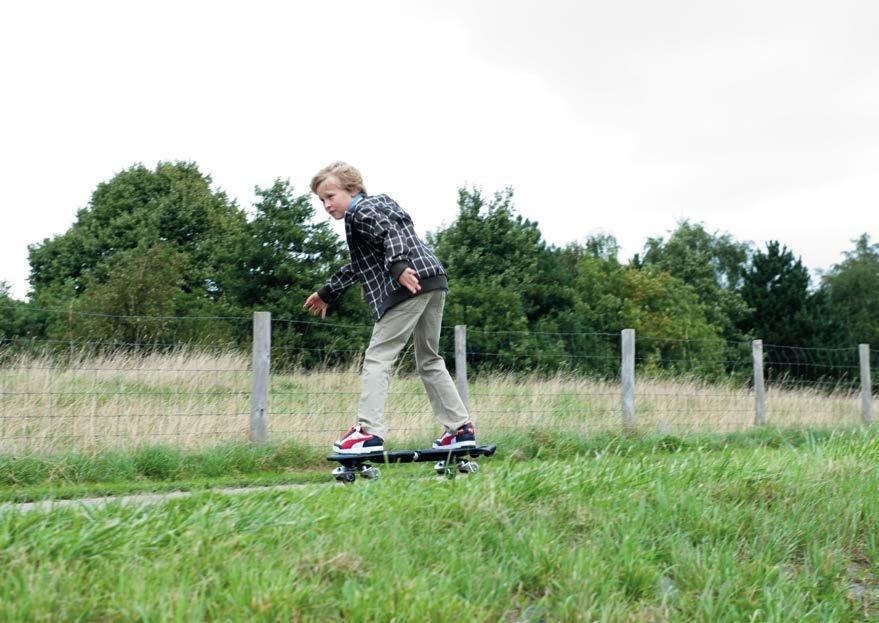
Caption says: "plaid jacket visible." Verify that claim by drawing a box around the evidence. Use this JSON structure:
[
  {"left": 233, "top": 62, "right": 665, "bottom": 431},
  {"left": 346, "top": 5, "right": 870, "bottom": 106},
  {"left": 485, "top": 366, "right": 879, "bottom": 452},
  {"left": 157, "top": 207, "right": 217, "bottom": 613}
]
[{"left": 317, "top": 194, "right": 448, "bottom": 320}]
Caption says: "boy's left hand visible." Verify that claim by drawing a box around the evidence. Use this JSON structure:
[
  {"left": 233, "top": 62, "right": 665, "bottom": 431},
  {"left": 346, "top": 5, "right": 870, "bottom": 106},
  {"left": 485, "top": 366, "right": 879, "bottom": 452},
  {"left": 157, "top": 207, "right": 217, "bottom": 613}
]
[{"left": 398, "top": 267, "right": 421, "bottom": 294}]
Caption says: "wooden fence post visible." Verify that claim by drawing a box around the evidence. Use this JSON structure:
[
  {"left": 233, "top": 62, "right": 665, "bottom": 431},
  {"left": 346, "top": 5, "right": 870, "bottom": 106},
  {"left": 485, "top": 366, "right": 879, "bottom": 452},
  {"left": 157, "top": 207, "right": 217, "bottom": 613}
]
[
  {"left": 250, "top": 312, "right": 271, "bottom": 443},
  {"left": 860, "top": 344, "right": 873, "bottom": 425},
  {"left": 753, "top": 339, "right": 766, "bottom": 425},
  {"left": 622, "top": 329, "right": 635, "bottom": 429}
]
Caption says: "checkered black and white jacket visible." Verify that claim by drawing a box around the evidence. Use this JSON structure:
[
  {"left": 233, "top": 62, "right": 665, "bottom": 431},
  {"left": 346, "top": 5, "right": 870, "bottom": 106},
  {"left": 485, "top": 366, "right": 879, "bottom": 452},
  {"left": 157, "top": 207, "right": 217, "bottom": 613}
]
[{"left": 317, "top": 194, "right": 448, "bottom": 320}]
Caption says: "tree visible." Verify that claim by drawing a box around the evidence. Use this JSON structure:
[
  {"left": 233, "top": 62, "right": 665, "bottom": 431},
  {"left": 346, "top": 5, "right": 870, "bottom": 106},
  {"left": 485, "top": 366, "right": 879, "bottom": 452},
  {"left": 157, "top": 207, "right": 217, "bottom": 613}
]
[
  {"left": 28, "top": 161, "right": 248, "bottom": 303},
  {"left": 821, "top": 234, "right": 879, "bottom": 346},
  {"left": 428, "top": 186, "right": 578, "bottom": 321},
  {"left": 428, "top": 187, "right": 574, "bottom": 371},
  {"left": 570, "top": 254, "right": 727, "bottom": 377},
  {"left": 226, "top": 179, "right": 361, "bottom": 312},
  {"left": 227, "top": 179, "right": 372, "bottom": 368},
  {"left": 739, "top": 241, "right": 814, "bottom": 346},
  {"left": 25, "top": 162, "right": 250, "bottom": 342},
  {"left": 0, "top": 281, "right": 25, "bottom": 341},
  {"left": 428, "top": 187, "right": 544, "bottom": 284},
  {"left": 640, "top": 220, "right": 751, "bottom": 341},
  {"left": 68, "top": 243, "right": 243, "bottom": 346}
]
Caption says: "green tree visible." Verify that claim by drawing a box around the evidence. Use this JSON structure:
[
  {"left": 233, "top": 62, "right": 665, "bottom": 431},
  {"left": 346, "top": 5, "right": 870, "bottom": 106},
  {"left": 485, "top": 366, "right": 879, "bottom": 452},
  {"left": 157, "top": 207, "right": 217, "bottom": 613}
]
[
  {"left": 69, "top": 243, "right": 242, "bottom": 346},
  {"left": 821, "top": 234, "right": 879, "bottom": 346},
  {"left": 0, "top": 281, "right": 24, "bottom": 341},
  {"left": 26, "top": 162, "right": 250, "bottom": 343},
  {"left": 428, "top": 187, "right": 537, "bottom": 281},
  {"left": 229, "top": 179, "right": 372, "bottom": 368},
  {"left": 640, "top": 220, "right": 751, "bottom": 341},
  {"left": 28, "top": 161, "right": 247, "bottom": 302},
  {"left": 571, "top": 254, "right": 727, "bottom": 377},
  {"left": 739, "top": 241, "right": 815, "bottom": 346},
  {"left": 227, "top": 179, "right": 362, "bottom": 313},
  {"left": 431, "top": 186, "right": 579, "bottom": 320},
  {"left": 428, "top": 187, "right": 574, "bottom": 372}
]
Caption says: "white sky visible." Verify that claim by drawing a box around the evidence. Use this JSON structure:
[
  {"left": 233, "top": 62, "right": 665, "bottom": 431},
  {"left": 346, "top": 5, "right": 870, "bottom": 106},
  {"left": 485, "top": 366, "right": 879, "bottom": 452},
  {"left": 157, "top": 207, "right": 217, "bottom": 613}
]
[{"left": 1, "top": 0, "right": 877, "bottom": 300}]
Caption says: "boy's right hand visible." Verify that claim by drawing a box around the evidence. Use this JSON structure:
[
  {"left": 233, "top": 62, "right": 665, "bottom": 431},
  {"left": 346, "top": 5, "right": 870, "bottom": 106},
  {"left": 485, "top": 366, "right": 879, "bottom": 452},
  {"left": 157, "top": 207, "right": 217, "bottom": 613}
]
[
  {"left": 398, "top": 267, "right": 421, "bottom": 295},
  {"left": 303, "top": 292, "right": 328, "bottom": 319}
]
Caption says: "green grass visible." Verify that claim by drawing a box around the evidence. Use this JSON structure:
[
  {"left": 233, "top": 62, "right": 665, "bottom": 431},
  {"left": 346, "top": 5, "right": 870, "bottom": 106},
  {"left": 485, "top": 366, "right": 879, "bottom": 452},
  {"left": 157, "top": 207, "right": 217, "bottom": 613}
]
[
  {"left": 3, "top": 428, "right": 879, "bottom": 620},
  {"left": 0, "top": 426, "right": 868, "bottom": 502},
  {"left": 0, "top": 471, "right": 323, "bottom": 504},
  {"left": 0, "top": 439, "right": 326, "bottom": 485}
]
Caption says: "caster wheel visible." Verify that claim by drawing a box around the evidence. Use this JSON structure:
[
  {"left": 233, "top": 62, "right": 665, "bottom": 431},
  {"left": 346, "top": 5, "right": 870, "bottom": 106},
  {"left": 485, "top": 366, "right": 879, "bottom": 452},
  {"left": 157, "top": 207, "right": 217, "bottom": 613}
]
[
  {"left": 334, "top": 471, "right": 356, "bottom": 483},
  {"left": 458, "top": 460, "right": 479, "bottom": 474},
  {"left": 360, "top": 466, "right": 381, "bottom": 480}
]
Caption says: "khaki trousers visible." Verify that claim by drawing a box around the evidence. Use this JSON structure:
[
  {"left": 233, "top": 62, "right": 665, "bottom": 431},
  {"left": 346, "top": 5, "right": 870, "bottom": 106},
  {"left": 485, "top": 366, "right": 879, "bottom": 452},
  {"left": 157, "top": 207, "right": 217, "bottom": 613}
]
[{"left": 357, "top": 289, "right": 469, "bottom": 439}]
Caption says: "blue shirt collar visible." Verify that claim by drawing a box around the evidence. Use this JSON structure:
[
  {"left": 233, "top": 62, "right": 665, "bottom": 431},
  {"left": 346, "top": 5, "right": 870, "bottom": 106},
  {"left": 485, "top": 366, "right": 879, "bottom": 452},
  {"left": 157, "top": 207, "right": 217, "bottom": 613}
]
[{"left": 348, "top": 193, "right": 365, "bottom": 210}]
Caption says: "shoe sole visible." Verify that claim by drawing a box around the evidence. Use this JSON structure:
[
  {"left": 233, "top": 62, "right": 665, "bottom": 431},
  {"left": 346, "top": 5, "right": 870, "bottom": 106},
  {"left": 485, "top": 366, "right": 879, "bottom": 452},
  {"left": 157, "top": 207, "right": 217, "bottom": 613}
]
[
  {"left": 430, "top": 440, "right": 477, "bottom": 451},
  {"left": 332, "top": 445, "right": 385, "bottom": 455}
]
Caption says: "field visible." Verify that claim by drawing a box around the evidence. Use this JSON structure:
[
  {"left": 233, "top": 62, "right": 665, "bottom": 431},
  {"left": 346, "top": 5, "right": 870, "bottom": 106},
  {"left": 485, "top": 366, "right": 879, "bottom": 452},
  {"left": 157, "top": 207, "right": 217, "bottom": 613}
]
[
  {"left": 2, "top": 351, "right": 878, "bottom": 620},
  {"left": 3, "top": 429, "right": 879, "bottom": 621},
  {"left": 0, "top": 349, "right": 869, "bottom": 454}
]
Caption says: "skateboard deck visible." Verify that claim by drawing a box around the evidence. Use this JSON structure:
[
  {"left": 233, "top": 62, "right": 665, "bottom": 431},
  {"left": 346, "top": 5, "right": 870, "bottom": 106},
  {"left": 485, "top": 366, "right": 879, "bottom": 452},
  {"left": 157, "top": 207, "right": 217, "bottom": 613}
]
[{"left": 327, "top": 444, "right": 497, "bottom": 482}]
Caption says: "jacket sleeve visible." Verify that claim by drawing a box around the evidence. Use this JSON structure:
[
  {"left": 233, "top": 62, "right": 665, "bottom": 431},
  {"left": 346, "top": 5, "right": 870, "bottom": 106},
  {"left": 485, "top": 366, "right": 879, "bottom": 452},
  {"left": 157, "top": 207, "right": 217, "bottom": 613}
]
[
  {"left": 353, "top": 205, "right": 412, "bottom": 280},
  {"left": 317, "top": 263, "right": 358, "bottom": 303}
]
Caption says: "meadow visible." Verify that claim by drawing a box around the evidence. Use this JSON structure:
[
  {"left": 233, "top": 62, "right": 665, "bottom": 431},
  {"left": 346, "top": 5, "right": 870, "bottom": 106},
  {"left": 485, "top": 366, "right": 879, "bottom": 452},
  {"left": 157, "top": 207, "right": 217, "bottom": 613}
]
[
  {"left": 0, "top": 349, "right": 869, "bottom": 454},
  {"left": 2, "top": 428, "right": 879, "bottom": 621},
  {"left": 2, "top": 350, "right": 878, "bottom": 621}
]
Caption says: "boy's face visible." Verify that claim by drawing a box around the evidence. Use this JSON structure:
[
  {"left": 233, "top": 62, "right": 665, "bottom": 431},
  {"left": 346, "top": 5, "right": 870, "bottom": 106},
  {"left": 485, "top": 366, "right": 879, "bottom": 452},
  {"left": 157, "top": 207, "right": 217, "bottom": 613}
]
[{"left": 317, "top": 179, "right": 356, "bottom": 220}]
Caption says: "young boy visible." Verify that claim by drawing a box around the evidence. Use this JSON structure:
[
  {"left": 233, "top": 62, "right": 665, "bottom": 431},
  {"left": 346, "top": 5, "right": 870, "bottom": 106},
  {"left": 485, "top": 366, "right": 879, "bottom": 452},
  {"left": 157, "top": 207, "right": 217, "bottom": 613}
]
[{"left": 303, "top": 161, "right": 476, "bottom": 455}]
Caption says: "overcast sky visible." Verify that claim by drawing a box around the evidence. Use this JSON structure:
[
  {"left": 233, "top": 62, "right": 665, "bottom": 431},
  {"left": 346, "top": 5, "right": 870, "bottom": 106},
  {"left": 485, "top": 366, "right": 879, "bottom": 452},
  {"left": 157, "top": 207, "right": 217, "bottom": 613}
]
[{"left": 1, "top": 0, "right": 877, "bottom": 300}]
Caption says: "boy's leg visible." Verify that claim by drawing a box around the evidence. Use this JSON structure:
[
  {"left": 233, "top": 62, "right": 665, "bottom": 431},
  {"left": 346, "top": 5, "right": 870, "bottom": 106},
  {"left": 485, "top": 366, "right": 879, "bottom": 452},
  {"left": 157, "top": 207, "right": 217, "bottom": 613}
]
[
  {"left": 357, "top": 294, "right": 432, "bottom": 438},
  {"left": 413, "top": 290, "right": 470, "bottom": 431}
]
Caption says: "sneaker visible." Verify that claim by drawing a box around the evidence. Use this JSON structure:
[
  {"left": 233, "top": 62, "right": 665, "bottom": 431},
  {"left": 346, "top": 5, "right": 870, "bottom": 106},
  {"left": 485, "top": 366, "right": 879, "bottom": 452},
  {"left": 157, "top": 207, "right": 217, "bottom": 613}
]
[
  {"left": 432, "top": 421, "right": 476, "bottom": 450},
  {"left": 333, "top": 424, "right": 384, "bottom": 455}
]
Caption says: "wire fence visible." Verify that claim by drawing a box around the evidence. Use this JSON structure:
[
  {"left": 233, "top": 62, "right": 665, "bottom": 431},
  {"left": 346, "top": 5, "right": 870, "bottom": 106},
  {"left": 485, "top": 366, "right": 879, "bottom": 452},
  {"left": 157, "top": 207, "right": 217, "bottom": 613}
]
[
  {"left": 0, "top": 307, "right": 254, "bottom": 454},
  {"left": 0, "top": 306, "right": 876, "bottom": 454}
]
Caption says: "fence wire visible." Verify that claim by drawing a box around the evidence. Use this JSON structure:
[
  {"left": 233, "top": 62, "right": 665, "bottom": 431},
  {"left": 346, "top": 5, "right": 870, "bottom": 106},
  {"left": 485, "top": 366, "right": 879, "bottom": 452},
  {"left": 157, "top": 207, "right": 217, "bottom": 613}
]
[
  {"left": 0, "top": 306, "right": 876, "bottom": 453},
  {"left": 0, "top": 307, "right": 253, "bottom": 454},
  {"left": 631, "top": 337, "right": 863, "bottom": 435}
]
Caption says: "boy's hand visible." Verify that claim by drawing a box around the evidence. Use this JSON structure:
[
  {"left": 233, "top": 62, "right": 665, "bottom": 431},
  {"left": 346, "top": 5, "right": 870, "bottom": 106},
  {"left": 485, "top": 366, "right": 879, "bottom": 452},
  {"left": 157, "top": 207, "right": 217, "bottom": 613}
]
[
  {"left": 398, "top": 267, "right": 421, "bottom": 294},
  {"left": 303, "top": 292, "right": 328, "bottom": 319}
]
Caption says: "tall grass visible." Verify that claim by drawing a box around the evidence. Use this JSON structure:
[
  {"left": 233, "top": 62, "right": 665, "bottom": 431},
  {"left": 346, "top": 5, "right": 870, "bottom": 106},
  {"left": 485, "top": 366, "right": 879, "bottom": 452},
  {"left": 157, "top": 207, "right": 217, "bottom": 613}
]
[
  {"left": 0, "top": 348, "right": 871, "bottom": 454},
  {"left": 3, "top": 429, "right": 879, "bottom": 620}
]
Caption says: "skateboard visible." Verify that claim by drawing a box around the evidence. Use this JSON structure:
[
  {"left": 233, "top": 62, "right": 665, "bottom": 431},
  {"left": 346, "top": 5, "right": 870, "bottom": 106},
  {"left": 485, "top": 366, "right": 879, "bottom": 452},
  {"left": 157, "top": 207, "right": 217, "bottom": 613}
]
[{"left": 327, "top": 444, "right": 497, "bottom": 483}]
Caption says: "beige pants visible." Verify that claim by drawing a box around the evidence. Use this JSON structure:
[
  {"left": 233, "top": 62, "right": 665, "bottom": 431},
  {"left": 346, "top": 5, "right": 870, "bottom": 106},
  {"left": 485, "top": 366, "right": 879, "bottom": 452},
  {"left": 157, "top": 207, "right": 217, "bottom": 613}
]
[{"left": 358, "top": 289, "right": 469, "bottom": 439}]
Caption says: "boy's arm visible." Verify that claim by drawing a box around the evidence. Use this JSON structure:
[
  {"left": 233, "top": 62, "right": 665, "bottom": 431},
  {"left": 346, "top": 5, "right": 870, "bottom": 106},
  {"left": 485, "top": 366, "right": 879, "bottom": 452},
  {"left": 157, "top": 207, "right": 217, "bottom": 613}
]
[
  {"left": 353, "top": 206, "right": 411, "bottom": 281},
  {"left": 316, "top": 263, "right": 358, "bottom": 304}
]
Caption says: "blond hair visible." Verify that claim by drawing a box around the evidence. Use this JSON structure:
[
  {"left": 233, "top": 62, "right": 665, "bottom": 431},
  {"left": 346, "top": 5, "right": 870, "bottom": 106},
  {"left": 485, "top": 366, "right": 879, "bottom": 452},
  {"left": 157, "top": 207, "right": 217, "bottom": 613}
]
[{"left": 310, "top": 161, "right": 368, "bottom": 196}]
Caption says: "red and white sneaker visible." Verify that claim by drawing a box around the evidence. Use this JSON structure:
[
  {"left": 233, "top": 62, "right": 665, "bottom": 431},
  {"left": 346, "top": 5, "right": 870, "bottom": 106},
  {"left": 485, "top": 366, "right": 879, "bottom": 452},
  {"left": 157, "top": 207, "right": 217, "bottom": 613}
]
[
  {"left": 333, "top": 424, "right": 384, "bottom": 455},
  {"left": 432, "top": 421, "right": 476, "bottom": 450}
]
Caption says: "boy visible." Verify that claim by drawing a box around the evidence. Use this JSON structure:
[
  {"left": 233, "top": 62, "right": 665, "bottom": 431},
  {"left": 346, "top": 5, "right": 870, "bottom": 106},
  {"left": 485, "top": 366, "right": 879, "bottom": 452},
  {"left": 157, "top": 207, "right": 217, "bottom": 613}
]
[{"left": 303, "top": 161, "right": 476, "bottom": 455}]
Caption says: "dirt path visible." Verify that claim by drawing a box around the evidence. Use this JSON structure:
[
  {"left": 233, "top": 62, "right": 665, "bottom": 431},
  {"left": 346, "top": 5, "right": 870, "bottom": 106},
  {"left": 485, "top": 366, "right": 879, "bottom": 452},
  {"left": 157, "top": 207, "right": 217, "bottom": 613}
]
[{"left": 0, "top": 482, "right": 321, "bottom": 514}]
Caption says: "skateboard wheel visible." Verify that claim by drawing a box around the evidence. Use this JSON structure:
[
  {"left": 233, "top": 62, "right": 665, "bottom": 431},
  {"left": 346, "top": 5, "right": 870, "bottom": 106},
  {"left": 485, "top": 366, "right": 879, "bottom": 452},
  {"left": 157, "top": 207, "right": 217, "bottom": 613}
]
[
  {"left": 360, "top": 466, "right": 380, "bottom": 480},
  {"left": 434, "top": 461, "right": 447, "bottom": 476},
  {"left": 458, "top": 460, "right": 479, "bottom": 474},
  {"left": 334, "top": 472, "right": 356, "bottom": 483}
]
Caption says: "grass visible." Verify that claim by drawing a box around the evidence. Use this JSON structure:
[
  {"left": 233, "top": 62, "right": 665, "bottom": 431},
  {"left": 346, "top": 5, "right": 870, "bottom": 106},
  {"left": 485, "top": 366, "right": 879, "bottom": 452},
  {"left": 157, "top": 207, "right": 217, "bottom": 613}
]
[
  {"left": 0, "top": 348, "right": 873, "bottom": 454},
  {"left": 0, "top": 471, "right": 322, "bottom": 505},
  {"left": 3, "top": 428, "right": 879, "bottom": 620},
  {"left": 0, "top": 438, "right": 328, "bottom": 502},
  {"left": 1, "top": 349, "right": 877, "bottom": 618},
  {"left": 0, "top": 425, "right": 860, "bottom": 501}
]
